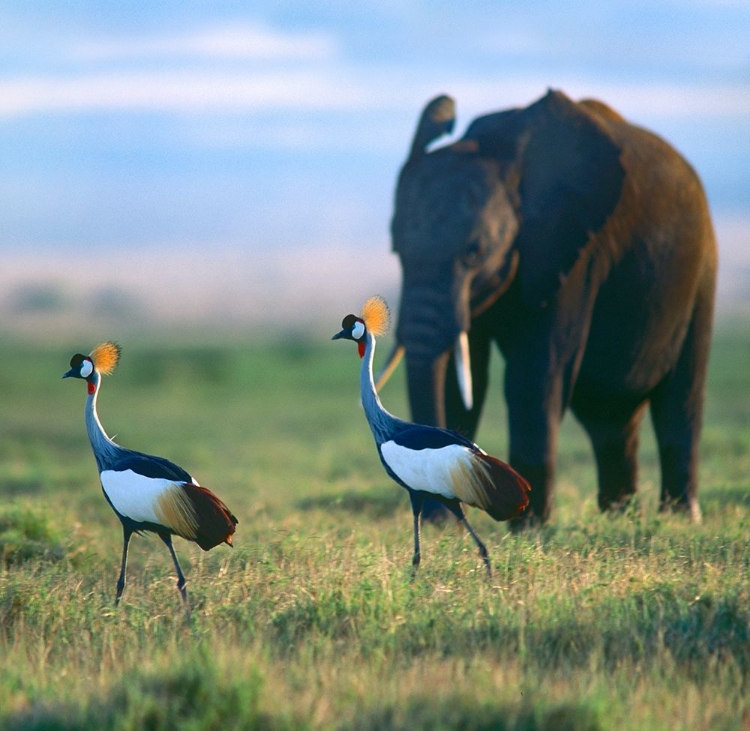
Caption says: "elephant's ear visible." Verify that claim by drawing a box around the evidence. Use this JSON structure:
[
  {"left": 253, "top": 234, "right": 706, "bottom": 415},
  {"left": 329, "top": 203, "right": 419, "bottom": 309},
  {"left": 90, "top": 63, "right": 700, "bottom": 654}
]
[
  {"left": 512, "top": 90, "right": 625, "bottom": 309},
  {"left": 408, "top": 95, "right": 457, "bottom": 159}
]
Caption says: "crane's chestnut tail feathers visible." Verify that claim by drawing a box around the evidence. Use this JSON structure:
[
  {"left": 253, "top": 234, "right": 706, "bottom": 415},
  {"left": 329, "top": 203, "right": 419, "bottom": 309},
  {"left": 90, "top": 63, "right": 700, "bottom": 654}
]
[
  {"left": 176, "top": 483, "right": 238, "bottom": 550},
  {"left": 460, "top": 452, "right": 531, "bottom": 521}
]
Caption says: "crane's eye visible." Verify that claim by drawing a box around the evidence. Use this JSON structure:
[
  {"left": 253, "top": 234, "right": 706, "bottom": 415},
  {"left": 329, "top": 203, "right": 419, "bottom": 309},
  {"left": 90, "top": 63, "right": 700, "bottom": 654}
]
[
  {"left": 463, "top": 240, "right": 482, "bottom": 267},
  {"left": 80, "top": 359, "right": 94, "bottom": 378},
  {"left": 351, "top": 320, "right": 365, "bottom": 340}
]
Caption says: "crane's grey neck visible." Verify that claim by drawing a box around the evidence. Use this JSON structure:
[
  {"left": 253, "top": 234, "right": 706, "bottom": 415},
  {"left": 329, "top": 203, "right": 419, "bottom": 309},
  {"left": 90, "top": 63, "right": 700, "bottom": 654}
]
[
  {"left": 85, "top": 374, "right": 122, "bottom": 471},
  {"left": 360, "top": 332, "right": 402, "bottom": 444}
]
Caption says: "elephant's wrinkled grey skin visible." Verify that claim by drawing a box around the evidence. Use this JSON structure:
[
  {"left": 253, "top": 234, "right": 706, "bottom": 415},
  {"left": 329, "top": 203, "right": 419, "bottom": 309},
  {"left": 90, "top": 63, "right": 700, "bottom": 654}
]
[{"left": 390, "top": 89, "right": 717, "bottom": 526}]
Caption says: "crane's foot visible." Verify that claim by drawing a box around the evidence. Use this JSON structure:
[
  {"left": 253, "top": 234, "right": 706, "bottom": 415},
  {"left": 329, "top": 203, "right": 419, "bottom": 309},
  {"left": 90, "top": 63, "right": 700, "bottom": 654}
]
[
  {"left": 177, "top": 580, "right": 193, "bottom": 620},
  {"left": 481, "top": 554, "right": 492, "bottom": 580},
  {"left": 176, "top": 577, "right": 189, "bottom": 604},
  {"left": 473, "top": 541, "right": 492, "bottom": 579},
  {"left": 410, "top": 552, "right": 421, "bottom": 580}
]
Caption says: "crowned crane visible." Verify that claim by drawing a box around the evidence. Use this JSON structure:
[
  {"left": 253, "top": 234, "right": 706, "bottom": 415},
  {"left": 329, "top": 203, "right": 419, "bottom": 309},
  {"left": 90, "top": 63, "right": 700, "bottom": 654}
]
[
  {"left": 63, "top": 342, "right": 238, "bottom": 605},
  {"left": 332, "top": 296, "right": 530, "bottom": 577}
]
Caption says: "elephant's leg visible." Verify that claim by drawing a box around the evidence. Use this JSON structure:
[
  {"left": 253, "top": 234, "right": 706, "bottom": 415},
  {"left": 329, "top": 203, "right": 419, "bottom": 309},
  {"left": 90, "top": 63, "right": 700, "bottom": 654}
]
[
  {"left": 504, "top": 361, "right": 562, "bottom": 527},
  {"left": 574, "top": 398, "right": 647, "bottom": 512},
  {"left": 423, "top": 330, "right": 493, "bottom": 523},
  {"left": 649, "top": 286, "right": 714, "bottom": 521}
]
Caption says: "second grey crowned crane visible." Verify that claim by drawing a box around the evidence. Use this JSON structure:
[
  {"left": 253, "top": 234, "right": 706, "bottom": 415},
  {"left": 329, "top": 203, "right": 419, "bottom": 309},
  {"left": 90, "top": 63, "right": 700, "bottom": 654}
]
[{"left": 333, "top": 295, "right": 530, "bottom": 577}]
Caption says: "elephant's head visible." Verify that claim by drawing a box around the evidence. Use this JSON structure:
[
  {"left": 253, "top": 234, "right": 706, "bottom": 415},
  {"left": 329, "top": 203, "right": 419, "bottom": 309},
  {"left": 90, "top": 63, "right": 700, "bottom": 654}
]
[{"left": 387, "top": 90, "right": 625, "bottom": 428}]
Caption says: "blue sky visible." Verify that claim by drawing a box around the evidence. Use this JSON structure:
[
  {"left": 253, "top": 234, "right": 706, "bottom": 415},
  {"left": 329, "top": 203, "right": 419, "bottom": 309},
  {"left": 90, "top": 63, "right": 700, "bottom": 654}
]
[{"left": 1, "top": 1, "right": 748, "bottom": 325}]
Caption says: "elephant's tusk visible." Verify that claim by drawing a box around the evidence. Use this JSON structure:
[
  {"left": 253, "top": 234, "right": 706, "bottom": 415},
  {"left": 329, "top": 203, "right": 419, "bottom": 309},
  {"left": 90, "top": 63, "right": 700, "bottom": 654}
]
[
  {"left": 455, "top": 332, "right": 473, "bottom": 412},
  {"left": 374, "top": 344, "right": 405, "bottom": 392}
]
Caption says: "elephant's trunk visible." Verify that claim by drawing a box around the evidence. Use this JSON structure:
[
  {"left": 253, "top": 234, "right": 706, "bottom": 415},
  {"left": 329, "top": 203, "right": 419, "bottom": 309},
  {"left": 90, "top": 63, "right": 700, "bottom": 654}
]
[
  {"left": 406, "top": 351, "right": 451, "bottom": 428},
  {"left": 397, "top": 276, "right": 470, "bottom": 357},
  {"left": 396, "top": 277, "right": 474, "bottom": 422},
  {"left": 402, "top": 336, "right": 473, "bottom": 426}
]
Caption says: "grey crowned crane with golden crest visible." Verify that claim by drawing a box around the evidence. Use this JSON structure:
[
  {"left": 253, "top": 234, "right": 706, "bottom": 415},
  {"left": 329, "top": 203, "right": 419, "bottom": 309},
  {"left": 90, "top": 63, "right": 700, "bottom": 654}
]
[
  {"left": 333, "top": 296, "right": 530, "bottom": 577},
  {"left": 63, "top": 342, "right": 237, "bottom": 605}
]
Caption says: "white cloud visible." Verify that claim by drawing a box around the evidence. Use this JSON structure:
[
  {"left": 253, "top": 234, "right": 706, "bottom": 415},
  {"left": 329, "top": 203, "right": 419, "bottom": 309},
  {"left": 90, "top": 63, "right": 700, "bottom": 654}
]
[
  {"left": 74, "top": 23, "right": 338, "bottom": 62},
  {"left": 0, "top": 69, "right": 380, "bottom": 118},
  {"left": 4, "top": 58, "right": 747, "bottom": 124}
]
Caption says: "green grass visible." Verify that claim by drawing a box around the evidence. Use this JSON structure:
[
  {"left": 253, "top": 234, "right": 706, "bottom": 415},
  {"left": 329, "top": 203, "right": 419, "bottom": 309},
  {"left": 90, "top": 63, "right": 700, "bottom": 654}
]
[{"left": 0, "top": 325, "right": 748, "bottom": 730}]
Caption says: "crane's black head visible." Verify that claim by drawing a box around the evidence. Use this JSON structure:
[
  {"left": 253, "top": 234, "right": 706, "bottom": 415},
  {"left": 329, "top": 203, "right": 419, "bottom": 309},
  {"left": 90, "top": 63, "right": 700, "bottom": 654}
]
[
  {"left": 62, "top": 342, "right": 121, "bottom": 394},
  {"left": 332, "top": 314, "right": 367, "bottom": 358},
  {"left": 63, "top": 353, "right": 93, "bottom": 380},
  {"left": 332, "top": 296, "right": 390, "bottom": 359},
  {"left": 332, "top": 314, "right": 366, "bottom": 342},
  {"left": 63, "top": 353, "right": 97, "bottom": 394}
]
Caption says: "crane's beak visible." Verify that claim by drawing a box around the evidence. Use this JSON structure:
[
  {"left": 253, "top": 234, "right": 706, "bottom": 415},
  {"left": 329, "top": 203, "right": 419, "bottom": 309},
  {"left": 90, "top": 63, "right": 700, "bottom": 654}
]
[
  {"left": 331, "top": 329, "right": 347, "bottom": 341},
  {"left": 62, "top": 369, "right": 75, "bottom": 379}
]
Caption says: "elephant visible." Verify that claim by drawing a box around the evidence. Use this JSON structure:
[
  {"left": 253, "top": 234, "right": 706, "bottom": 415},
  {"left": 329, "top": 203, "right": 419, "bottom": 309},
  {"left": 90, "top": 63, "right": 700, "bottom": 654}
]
[{"left": 381, "top": 89, "right": 717, "bottom": 525}]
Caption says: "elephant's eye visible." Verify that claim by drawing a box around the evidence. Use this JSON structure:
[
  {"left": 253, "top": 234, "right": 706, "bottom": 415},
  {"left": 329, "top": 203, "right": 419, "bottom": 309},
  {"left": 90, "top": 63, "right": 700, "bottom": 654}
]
[{"left": 462, "top": 241, "right": 483, "bottom": 267}]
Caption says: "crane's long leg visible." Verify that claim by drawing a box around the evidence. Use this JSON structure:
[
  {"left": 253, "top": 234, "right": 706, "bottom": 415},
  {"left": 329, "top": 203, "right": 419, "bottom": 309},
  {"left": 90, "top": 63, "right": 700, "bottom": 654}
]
[
  {"left": 447, "top": 503, "right": 492, "bottom": 579},
  {"left": 115, "top": 526, "right": 133, "bottom": 605},
  {"left": 159, "top": 533, "right": 188, "bottom": 604},
  {"left": 461, "top": 517, "right": 492, "bottom": 579},
  {"left": 409, "top": 492, "right": 424, "bottom": 578}
]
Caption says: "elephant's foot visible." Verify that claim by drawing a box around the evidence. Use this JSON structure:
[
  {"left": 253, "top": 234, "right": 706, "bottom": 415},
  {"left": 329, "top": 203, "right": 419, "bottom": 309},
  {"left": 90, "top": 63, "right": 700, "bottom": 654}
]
[
  {"left": 598, "top": 491, "right": 639, "bottom": 516},
  {"left": 659, "top": 497, "right": 702, "bottom": 523},
  {"left": 508, "top": 509, "right": 545, "bottom": 532}
]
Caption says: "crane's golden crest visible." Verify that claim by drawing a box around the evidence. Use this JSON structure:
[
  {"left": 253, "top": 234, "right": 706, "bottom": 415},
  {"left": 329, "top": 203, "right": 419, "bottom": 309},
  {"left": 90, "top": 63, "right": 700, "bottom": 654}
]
[
  {"left": 89, "top": 341, "right": 121, "bottom": 375},
  {"left": 360, "top": 295, "right": 391, "bottom": 337}
]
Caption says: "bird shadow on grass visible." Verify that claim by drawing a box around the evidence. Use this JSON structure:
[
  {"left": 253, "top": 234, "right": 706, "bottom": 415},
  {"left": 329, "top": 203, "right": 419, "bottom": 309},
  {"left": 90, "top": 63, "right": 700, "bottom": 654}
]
[
  {"left": 296, "top": 488, "right": 407, "bottom": 521},
  {"left": 350, "top": 698, "right": 602, "bottom": 731},
  {"left": 0, "top": 507, "right": 67, "bottom": 567},
  {"left": 3, "top": 426, "right": 83, "bottom": 455},
  {"left": 0, "top": 477, "right": 46, "bottom": 497}
]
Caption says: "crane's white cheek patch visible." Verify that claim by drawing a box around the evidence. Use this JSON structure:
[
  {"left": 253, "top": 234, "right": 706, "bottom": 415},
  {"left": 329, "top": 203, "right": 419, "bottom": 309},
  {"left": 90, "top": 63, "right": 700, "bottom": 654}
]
[
  {"left": 101, "top": 470, "right": 186, "bottom": 528},
  {"left": 352, "top": 320, "right": 365, "bottom": 340},
  {"left": 80, "top": 359, "right": 93, "bottom": 378}
]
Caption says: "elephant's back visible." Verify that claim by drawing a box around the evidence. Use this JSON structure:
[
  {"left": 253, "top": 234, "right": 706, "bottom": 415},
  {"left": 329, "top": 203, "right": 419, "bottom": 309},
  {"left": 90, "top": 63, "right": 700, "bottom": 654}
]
[
  {"left": 570, "top": 103, "right": 717, "bottom": 395},
  {"left": 577, "top": 203, "right": 716, "bottom": 396},
  {"left": 592, "top": 105, "right": 709, "bottom": 216}
]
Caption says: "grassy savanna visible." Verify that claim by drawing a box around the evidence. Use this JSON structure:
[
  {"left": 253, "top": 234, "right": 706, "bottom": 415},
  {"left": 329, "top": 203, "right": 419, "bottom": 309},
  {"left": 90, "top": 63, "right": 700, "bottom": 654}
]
[{"left": 0, "top": 324, "right": 748, "bottom": 730}]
